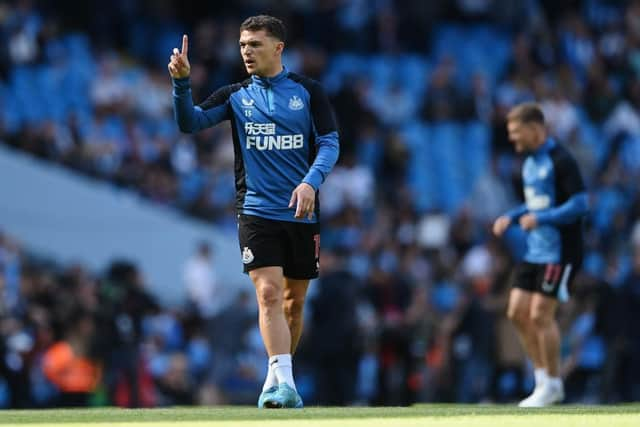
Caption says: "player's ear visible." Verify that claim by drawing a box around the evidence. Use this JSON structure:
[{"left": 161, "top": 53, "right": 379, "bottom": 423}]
[
  {"left": 535, "top": 123, "right": 546, "bottom": 141},
  {"left": 275, "top": 41, "right": 284, "bottom": 55}
]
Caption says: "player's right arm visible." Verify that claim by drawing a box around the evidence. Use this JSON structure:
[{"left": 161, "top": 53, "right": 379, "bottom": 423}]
[{"left": 169, "top": 35, "right": 229, "bottom": 133}]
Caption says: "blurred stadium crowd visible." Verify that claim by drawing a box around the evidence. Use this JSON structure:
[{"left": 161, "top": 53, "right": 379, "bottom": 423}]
[{"left": 1, "top": 0, "right": 640, "bottom": 407}]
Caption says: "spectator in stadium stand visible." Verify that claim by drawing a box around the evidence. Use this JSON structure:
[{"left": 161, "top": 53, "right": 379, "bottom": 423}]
[
  {"left": 42, "top": 309, "right": 102, "bottom": 407},
  {"left": 96, "top": 261, "right": 160, "bottom": 407},
  {"left": 308, "top": 250, "right": 361, "bottom": 405},
  {"left": 365, "top": 255, "right": 420, "bottom": 406},
  {"left": 615, "top": 244, "right": 640, "bottom": 401},
  {"left": 183, "top": 242, "right": 223, "bottom": 342}
]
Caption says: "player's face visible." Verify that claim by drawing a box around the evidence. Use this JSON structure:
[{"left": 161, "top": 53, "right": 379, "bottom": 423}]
[
  {"left": 239, "top": 30, "right": 283, "bottom": 77},
  {"left": 507, "top": 120, "right": 538, "bottom": 153}
]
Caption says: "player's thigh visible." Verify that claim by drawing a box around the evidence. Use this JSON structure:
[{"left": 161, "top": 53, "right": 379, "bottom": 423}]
[
  {"left": 238, "top": 214, "right": 286, "bottom": 273},
  {"left": 282, "top": 221, "right": 320, "bottom": 280},
  {"left": 249, "top": 266, "right": 285, "bottom": 287},
  {"left": 507, "top": 263, "right": 537, "bottom": 319},
  {"left": 507, "top": 287, "right": 533, "bottom": 321}
]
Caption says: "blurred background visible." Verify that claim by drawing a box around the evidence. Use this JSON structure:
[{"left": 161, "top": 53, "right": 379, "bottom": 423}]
[{"left": 1, "top": 0, "right": 639, "bottom": 408}]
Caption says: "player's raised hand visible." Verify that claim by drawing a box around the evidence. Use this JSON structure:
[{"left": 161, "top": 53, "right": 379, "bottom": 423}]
[
  {"left": 492, "top": 215, "right": 512, "bottom": 237},
  {"left": 289, "top": 183, "right": 316, "bottom": 220},
  {"left": 168, "top": 35, "right": 191, "bottom": 79}
]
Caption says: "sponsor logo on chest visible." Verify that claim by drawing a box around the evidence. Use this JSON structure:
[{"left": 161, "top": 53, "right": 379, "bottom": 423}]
[{"left": 244, "top": 122, "right": 304, "bottom": 151}]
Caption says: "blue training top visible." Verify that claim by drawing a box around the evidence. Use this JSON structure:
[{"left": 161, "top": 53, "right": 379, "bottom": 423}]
[
  {"left": 172, "top": 67, "right": 339, "bottom": 223},
  {"left": 504, "top": 138, "right": 588, "bottom": 264}
]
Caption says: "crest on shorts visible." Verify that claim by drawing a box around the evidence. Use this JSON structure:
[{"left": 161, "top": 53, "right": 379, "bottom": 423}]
[
  {"left": 288, "top": 95, "right": 304, "bottom": 110},
  {"left": 541, "top": 280, "right": 555, "bottom": 292},
  {"left": 242, "top": 247, "right": 254, "bottom": 264}
]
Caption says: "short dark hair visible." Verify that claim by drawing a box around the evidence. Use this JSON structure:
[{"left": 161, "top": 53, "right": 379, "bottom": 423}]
[
  {"left": 240, "top": 15, "right": 286, "bottom": 42},
  {"left": 507, "top": 102, "right": 545, "bottom": 125}
]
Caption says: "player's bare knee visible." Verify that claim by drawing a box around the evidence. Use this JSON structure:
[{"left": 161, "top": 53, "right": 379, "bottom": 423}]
[
  {"left": 507, "top": 307, "right": 528, "bottom": 328},
  {"left": 256, "top": 281, "right": 282, "bottom": 309},
  {"left": 530, "top": 310, "right": 551, "bottom": 329},
  {"left": 283, "top": 296, "right": 304, "bottom": 320}
]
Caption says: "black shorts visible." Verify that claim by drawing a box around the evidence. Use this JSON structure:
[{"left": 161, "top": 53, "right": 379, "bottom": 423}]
[
  {"left": 508, "top": 261, "right": 580, "bottom": 302},
  {"left": 237, "top": 214, "right": 320, "bottom": 279}
]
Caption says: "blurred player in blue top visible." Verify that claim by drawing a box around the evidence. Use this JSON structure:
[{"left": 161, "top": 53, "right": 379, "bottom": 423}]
[
  {"left": 493, "top": 103, "right": 588, "bottom": 407},
  {"left": 168, "top": 15, "right": 339, "bottom": 408}
]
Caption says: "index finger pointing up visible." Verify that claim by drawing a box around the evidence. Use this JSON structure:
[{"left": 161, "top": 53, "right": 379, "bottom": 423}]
[{"left": 181, "top": 34, "right": 188, "bottom": 56}]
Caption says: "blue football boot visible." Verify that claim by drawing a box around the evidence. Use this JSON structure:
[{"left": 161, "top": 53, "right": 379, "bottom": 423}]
[
  {"left": 263, "top": 383, "right": 303, "bottom": 409},
  {"left": 257, "top": 386, "right": 278, "bottom": 408}
]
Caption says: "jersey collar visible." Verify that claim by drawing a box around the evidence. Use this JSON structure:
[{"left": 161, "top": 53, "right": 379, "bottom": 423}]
[
  {"left": 251, "top": 66, "right": 289, "bottom": 88},
  {"left": 533, "top": 137, "right": 555, "bottom": 156}
]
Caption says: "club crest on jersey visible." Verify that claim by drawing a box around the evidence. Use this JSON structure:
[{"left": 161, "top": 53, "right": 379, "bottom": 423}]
[
  {"left": 242, "top": 247, "right": 254, "bottom": 264},
  {"left": 242, "top": 97, "right": 255, "bottom": 107},
  {"left": 288, "top": 95, "right": 304, "bottom": 111}
]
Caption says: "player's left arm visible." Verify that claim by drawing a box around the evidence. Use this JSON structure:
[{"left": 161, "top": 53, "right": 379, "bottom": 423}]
[
  {"left": 302, "top": 80, "right": 339, "bottom": 190},
  {"left": 534, "top": 193, "right": 588, "bottom": 225},
  {"left": 290, "top": 80, "right": 339, "bottom": 219},
  {"left": 534, "top": 152, "right": 589, "bottom": 226}
]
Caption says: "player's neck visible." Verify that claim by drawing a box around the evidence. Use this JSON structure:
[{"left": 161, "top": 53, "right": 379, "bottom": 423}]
[
  {"left": 531, "top": 135, "right": 549, "bottom": 151},
  {"left": 258, "top": 63, "right": 284, "bottom": 79}
]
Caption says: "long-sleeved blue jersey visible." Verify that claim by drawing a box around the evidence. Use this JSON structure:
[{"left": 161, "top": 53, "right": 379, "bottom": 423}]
[
  {"left": 505, "top": 138, "right": 588, "bottom": 264},
  {"left": 172, "top": 67, "right": 339, "bottom": 223}
]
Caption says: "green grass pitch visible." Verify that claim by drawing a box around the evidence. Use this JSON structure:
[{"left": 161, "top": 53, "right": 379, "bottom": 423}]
[{"left": 0, "top": 404, "right": 638, "bottom": 426}]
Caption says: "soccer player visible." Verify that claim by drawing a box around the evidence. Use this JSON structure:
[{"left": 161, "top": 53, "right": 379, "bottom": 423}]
[
  {"left": 168, "top": 15, "right": 339, "bottom": 408},
  {"left": 492, "top": 103, "right": 588, "bottom": 407}
]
